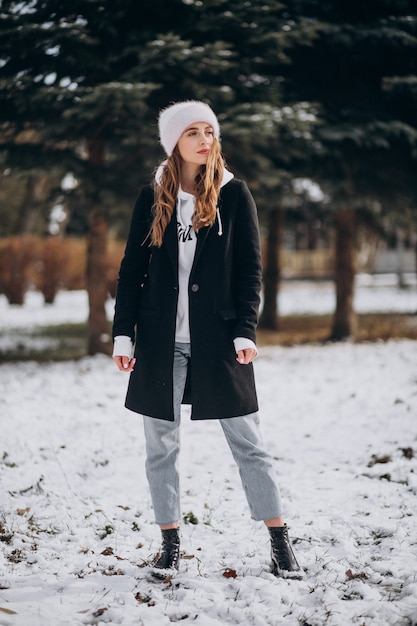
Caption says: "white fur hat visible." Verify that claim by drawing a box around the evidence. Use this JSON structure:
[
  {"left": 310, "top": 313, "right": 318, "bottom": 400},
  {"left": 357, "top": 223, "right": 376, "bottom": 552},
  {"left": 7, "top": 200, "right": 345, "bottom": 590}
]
[{"left": 158, "top": 100, "right": 220, "bottom": 156}]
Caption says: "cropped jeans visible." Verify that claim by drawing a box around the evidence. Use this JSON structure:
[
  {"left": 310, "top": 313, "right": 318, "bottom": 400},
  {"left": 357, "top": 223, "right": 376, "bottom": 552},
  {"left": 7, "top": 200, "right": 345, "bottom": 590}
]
[{"left": 143, "top": 342, "right": 283, "bottom": 526}]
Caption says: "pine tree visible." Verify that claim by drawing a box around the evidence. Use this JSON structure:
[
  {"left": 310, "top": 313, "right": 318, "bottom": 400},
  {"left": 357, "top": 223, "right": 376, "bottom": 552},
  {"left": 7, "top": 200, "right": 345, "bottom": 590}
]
[
  {"left": 187, "top": 0, "right": 318, "bottom": 329},
  {"left": 282, "top": 0, "right": 417, "bottom": 338},
  {"left": 1, "top": 0, "right": 316, "bottom": 342},
  {"left": 0, "top": 0, "right": 236, "bottom": 353}
]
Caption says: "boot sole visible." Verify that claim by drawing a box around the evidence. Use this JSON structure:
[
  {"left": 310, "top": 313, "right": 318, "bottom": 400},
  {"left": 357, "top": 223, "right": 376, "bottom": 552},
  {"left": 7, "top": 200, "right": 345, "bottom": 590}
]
[
  {"left": 271, "top": 560, "right": 304, "bottom": 580},
  {"left": 150, "top": 566, "right": 179, "bottom": 581}
]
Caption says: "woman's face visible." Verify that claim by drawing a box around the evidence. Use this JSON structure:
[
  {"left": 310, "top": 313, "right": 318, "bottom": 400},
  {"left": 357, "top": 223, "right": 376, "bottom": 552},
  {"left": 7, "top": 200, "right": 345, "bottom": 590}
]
[{"left": 177, "top": 122, "right": 214, "bottom": 167}]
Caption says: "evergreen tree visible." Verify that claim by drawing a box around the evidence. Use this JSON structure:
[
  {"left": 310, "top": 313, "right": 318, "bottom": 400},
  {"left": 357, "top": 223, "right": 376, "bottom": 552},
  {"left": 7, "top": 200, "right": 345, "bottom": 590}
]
[
  {"left": 187, "top": 0, "right": 318, "bottom": 329},
  {"left": 283, "top": 0, "right": 417, "bottom": 338},
  {"left": 0, "top": 0, "right": 236, "bottom": 353},
  {"left": 1, "top": 0, "right": 315, "bottom": 344}
]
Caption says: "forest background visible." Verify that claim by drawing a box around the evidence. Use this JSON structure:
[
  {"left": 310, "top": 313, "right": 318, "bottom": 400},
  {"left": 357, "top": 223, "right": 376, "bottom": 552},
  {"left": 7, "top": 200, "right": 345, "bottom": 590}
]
[{"left": 0, "top": 0, "right": 416, "bottom": 356}]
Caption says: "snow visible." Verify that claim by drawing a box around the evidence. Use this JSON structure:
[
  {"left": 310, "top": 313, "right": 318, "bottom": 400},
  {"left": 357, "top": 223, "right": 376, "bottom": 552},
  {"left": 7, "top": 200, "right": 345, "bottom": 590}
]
[
  {"left": 0, "top": 274, "right": 415, "bottom": 335},
  {"left": 1, "top": 277, "right": 417, "bottom": 626}
]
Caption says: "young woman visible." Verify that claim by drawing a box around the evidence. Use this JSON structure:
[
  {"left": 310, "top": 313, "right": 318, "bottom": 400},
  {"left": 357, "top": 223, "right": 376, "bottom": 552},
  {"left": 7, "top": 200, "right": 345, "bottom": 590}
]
[{"left": 112, "top": 101, "right": 302, "bottom": 580}]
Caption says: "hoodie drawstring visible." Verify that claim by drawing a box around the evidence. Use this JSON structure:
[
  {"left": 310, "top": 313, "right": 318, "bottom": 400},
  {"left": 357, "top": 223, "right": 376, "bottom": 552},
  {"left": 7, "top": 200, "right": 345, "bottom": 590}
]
[{"left": 216, "top": 207, "right": 223, "bottom": 236}]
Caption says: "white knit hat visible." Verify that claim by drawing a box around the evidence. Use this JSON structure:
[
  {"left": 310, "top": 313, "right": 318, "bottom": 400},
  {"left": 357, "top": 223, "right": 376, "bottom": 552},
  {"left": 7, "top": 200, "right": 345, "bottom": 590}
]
[{"left": 158, "top": 100, "right": 220, "bottom": 156}]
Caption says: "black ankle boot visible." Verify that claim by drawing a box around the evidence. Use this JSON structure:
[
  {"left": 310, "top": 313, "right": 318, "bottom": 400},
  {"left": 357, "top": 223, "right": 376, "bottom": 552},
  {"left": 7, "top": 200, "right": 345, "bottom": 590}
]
[
  {"left": 268, "top": 524, "right": 303, "bottom": 579},
  {"left": 151, "top": 528, "right": 180, "bottom": 580}
]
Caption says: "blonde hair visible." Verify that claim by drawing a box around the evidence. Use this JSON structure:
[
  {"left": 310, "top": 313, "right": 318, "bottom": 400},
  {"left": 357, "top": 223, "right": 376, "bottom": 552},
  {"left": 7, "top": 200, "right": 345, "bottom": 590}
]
[{"left": 149, "top": 139, "right": 225, "bottom": 247}]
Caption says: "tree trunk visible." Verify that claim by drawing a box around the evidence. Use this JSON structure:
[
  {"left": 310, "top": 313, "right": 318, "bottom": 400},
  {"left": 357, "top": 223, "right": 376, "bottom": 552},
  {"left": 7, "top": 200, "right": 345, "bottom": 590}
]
[
  {"left": 17, "top": 176, "right": 51, "bottom": 234},
  {"left": 396, "top": 227, "right": 406, "bottom": 289},
  {"left": 259, "top": 206, "right": 284, "bottom": 330},
  {"left": 86, "top": 206, "right": 111, "bottom": 355},
  {"left": 86, "top": 137, "right": 111, "bottom": 355},
  {"left": 329, "top": 207, "right": 356, "bottom": 340},
  {"left": 414, "top": 233, "right": 417, "bottom": 315}
]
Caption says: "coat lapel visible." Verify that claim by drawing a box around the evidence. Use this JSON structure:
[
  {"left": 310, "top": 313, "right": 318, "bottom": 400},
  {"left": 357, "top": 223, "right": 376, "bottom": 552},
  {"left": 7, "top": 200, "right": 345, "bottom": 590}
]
[
  {"left": 162, "top": 210, "right": 211, "bottom": 278},
  {"left": 192, "top": 226, "right": 210, "bottom": 271},
  {"left": 163, "top": 214, "right": 178, "bottom": 276}
]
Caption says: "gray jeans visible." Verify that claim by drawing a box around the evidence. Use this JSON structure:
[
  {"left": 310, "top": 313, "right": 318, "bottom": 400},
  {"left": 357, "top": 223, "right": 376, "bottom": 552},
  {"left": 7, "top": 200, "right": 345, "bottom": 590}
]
[{"left": 143, "top": 342, "right": 283, "bottom": 525}]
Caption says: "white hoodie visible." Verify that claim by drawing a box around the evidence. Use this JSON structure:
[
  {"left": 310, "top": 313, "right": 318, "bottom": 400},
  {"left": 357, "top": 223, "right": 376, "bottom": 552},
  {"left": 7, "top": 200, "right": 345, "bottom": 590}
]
[
  {"left": 175, "top": 168, "right": 233, "bottom": 342},
  {"left": 113, "top": 168, "right": 257, "bottom": 359},
  {"left": 175, "top": 185, "right": 197, "bottom": 342}
]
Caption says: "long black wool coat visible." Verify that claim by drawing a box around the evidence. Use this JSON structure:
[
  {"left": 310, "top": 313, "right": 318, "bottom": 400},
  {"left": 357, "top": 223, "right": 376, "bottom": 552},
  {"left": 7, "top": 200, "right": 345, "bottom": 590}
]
[{"left": 112, "top": 178, "right": 262, "bottom": 421}]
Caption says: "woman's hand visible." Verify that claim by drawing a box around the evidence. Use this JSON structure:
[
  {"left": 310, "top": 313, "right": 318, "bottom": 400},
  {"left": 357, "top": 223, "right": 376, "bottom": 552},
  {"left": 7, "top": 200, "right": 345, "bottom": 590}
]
[
  {"left": 236, "top": 348, "right": 257, "bottom": 365},
  {"left": 113, "top": 356, "right": 136, "bottom": 372}
]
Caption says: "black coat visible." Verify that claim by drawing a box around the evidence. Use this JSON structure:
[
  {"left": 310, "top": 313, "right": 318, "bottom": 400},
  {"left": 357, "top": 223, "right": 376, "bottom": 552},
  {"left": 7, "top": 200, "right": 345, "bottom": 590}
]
[{"left": 112, "top": 178, "right": 262, "bottom": 421}]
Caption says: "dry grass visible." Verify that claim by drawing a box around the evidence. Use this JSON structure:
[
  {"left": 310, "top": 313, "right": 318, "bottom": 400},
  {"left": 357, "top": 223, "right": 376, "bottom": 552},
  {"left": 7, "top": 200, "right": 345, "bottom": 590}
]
[
  {"left": 1, "top": 314, "right": 416, "bottom": 362},
  {"left": 258, "top": 313, "right": 417, "bottom": 346}
]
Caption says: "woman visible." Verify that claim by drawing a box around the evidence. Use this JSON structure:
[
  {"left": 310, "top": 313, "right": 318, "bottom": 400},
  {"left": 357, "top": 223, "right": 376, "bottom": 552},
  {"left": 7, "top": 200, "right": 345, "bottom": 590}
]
[{"left": 112, "top": 101, "right": 302, "bottom": 580}]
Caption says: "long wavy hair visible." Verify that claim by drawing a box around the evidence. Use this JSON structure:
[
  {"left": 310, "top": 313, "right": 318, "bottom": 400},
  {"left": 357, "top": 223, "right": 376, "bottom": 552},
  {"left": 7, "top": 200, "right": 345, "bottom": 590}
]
[{"left": 148, "top": 138, "right": 225, "bottom": 247}]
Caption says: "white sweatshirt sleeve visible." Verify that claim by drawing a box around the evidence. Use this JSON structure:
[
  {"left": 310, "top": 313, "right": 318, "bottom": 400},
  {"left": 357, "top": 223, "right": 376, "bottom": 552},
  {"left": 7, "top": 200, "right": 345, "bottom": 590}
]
[
  {"left": 233, "top": 337, "right": 258, "bottom": 359},
  {"left": 113, "top": 336, "right": 256, "bottom": 359},
  {"left": 112, "top": 335, "right": 134, "bottom": 358}
]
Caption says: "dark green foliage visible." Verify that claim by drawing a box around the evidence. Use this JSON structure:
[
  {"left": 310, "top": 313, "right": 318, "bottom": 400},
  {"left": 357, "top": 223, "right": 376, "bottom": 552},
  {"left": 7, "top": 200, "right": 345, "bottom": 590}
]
[
  {"left": 283, "top": 1, "right": 417, "bottom": 205},
  {"left": 1, "top": 0, "right": 416, "bottom": 345},
  {"left": 0, "top": 0, "right": 315, "bottom": 234},
  {"left": 1, "top": 0, "right": 416, "bottom": 224}
]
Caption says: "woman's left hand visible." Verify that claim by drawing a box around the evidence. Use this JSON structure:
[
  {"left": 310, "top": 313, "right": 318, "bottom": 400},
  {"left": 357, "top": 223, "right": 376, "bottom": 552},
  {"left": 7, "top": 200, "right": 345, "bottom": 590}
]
[
  {"left": 113, "top": 356, "right": 136, "bottom": 372},
  {"left": 236, "top": 348, "right": 257, "bottom": 365}
]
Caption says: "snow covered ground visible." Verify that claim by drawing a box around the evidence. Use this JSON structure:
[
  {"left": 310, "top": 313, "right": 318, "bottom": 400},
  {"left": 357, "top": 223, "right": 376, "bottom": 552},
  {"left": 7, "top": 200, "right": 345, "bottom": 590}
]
[{"left": 0, "top": 277, "right": 417, "bottom": 626}]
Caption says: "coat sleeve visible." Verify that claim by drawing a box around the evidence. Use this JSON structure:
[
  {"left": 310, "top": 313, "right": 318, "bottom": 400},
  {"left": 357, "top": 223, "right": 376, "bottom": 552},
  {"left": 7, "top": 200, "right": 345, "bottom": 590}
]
[
  {"left": 112, "top": 186, "right": 153, "bottom": 343},
  {"left": 231, "top": 181, "right": 262, "bottom": 343}
]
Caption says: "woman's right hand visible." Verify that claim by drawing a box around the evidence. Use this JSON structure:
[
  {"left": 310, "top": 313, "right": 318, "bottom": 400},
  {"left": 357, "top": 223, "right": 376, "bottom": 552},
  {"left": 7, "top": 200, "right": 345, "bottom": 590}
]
[{"left": 113, "top": 356, "right": 136, "bottom": 372}]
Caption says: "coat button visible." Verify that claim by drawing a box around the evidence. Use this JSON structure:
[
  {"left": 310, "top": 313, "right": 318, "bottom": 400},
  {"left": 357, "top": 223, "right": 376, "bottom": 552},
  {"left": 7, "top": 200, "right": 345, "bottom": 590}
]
[{"left": 191, "top": 283, "right": 199, "bottom": 292}]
